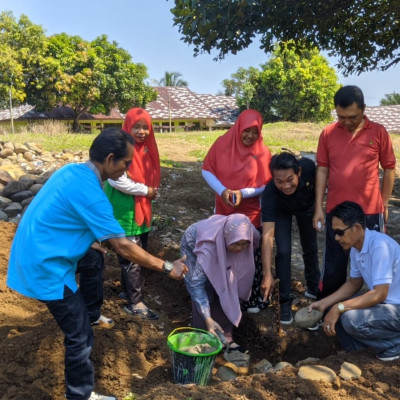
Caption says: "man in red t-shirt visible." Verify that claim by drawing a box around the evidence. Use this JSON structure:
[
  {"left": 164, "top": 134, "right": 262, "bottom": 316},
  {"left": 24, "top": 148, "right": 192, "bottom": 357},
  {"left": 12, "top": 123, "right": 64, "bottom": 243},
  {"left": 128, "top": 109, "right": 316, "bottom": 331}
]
[{"left": 313, "top": 85, "right": 396, "bottom": 298}]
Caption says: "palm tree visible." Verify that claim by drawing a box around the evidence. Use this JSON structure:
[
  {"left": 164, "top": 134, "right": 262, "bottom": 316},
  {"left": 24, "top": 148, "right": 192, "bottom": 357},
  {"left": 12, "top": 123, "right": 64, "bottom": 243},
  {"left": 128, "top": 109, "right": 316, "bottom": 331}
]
[
  {"left": 380, "top": 92, "right": 400, "bottom": 105},
  {"left": 157, "top": 71, "right": 188, "bottom": 87}
]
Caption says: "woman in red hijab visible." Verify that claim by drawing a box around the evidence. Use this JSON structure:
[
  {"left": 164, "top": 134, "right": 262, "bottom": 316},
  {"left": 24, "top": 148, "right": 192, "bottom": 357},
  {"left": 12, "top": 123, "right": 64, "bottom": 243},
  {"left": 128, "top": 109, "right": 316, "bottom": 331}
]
[
  {"left": 202, "top": 109, "right": 272, "bottom": 312},
  {"left": 105, "top": 108, "right": 161, "bottom": 319}
]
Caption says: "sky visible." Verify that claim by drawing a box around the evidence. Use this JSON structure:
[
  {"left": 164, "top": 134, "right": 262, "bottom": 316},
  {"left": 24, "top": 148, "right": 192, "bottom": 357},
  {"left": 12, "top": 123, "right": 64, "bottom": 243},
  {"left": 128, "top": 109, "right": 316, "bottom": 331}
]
[{"left": 1, "top": 0, "right": 400, "bottom": 106}]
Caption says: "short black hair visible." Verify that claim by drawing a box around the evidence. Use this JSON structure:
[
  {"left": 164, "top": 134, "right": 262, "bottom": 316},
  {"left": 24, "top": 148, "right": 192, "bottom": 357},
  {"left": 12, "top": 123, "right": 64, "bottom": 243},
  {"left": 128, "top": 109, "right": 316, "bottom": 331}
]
[
  {"left": 89, "top": 128, "right": 134, "bottom": 163},
  {"left": 269, "top": 152, "right": 300, "bottom": 175},
  {"left": 334, "top": 85, "right": 365, "bottom": 110},
  {"left": 331, "top": 201, "right": 366, "bottom": 229}
]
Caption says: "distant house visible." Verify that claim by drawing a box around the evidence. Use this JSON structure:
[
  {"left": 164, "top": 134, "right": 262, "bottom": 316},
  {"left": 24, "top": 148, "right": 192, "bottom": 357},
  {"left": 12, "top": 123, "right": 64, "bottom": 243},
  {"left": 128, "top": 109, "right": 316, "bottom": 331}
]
[{"left": 0, "top": 87, "right": 240, "bottom": 134}]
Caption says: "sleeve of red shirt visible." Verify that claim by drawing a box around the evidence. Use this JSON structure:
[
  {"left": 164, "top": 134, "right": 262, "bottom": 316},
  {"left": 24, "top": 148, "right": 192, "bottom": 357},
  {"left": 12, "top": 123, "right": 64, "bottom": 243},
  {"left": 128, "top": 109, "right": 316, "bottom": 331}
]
[
  {"left": 378, "top": 126, "right": 396, "bottom": 170},
  {"left": 316, "top": 128, "right": 329, "bottom": 168}
]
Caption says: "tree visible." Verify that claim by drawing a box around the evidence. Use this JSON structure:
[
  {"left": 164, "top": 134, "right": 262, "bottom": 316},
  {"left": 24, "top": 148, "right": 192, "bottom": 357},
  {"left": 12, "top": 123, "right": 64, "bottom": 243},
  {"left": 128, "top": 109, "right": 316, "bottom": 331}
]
[
  {"left": 170, "top": 0, "right": 400, "bottom": 74},
  {"left": 222, "top": 67, "right": 259, "bottom": 109},
  {"left": 249, "top": 42, "right": 340, "bottom": 122},
  {"left": 380, "top": 92, "right": 400, "bottom": 105},
  {"left": 157, "top": 71, "right": 188, "bottom": 87}
]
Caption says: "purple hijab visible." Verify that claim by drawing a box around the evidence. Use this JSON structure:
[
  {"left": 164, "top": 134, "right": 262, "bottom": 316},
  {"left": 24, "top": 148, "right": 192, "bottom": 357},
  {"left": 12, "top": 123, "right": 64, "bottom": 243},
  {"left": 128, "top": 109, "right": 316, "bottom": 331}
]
[{"left": 193, "top": 213, "right": 260, "bottom": 327}]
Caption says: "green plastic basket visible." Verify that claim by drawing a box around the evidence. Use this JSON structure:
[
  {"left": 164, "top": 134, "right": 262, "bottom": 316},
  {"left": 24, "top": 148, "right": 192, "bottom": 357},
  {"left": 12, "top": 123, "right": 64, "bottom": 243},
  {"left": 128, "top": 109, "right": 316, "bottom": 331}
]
[{"left": 167, "top": 327, "right": 223, "bottom": 386}]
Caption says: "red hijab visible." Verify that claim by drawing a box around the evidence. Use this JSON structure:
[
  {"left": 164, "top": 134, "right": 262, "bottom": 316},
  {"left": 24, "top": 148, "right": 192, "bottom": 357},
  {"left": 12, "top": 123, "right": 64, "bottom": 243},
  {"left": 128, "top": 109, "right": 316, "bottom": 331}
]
[
  {"left": 122, "top": 108, "right": 160, "bottom": 228},
  {"left": 202, "top": 109, "right": 271, "bottom": 227}
]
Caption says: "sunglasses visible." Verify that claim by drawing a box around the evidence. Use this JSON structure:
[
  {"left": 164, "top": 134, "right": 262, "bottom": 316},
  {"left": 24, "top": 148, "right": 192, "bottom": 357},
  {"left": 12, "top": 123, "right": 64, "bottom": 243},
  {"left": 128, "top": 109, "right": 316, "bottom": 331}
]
[{"left": 333, "top": 224, "right": 354, "bottom": 236}]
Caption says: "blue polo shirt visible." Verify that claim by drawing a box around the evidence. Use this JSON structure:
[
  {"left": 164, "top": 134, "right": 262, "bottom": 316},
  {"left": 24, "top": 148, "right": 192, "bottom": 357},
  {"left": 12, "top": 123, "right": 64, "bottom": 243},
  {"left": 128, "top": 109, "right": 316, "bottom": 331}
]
[{"left": 7, "top": 162, "right": 125, "bottom": 300}]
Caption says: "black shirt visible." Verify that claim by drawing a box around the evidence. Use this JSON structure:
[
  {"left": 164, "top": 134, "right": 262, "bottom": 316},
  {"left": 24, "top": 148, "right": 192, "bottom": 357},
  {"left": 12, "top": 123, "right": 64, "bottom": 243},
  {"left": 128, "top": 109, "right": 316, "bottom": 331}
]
[{"left": 261, "top": 157, "right": 316, "bottom": 222}]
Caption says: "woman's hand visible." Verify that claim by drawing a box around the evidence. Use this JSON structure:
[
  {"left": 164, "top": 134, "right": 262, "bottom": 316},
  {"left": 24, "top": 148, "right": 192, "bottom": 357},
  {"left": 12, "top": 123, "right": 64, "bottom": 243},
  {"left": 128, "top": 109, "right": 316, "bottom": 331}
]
[
  {"left": 221, "top": 189, "right": 242, "bottom": 208},
  {"left": 146, "top": 187, "right": 159, "bottom": 200},
  {"left": 205, "top": 317, "right": 224, "bottom": 337}
]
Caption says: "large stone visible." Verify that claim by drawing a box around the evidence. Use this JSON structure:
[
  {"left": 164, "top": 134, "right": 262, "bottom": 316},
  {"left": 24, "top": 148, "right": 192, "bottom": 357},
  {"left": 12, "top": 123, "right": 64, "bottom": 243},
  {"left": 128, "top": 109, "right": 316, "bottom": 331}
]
[
  {"left": 0, "top": 169, "right": 13, "bottom": 185},
  {"left": 23, "top": 152, "right": 35, "bottom": 162},
  {"left": 2, "top": 180, "right": 33, "bottom": 197},
  {"left": 36, "top": 169, "right": 56, "bottom": 184},
  {"left": 294, "top": 307, "right": 324, "bottom": 329},
  {"left": 0, "top": 196, "right": 12, "bottom": 206},
  {"left": 0, "top": 148, "right": 14, "bottom": 158},
  {"left": 252, "top": 359, "right": 273, "bottom": 374},
  {"left": 29, "top": 183, "right": 43, "bottom": 195},
  {"left": 339, "top": 362, "right": 362, "bottom": 380},
  {"left": 298, "top": 365, "right": 337, "bottom": 383},
  {"left": 0, "top": 209, "right": 8, "bottom": 221},
  {"left": 14, "top": 143, "right": 29, "bottom": 154},
  {"left": 0, "top": 164, "right": 27, "bottom": 181},
  {"left": 25, "top": 142, "right": 44, "bottom": 154},
  {"left": 273, "top": 361, "right": 293, "bottom": 372},
  {"left": 10, "top": 190, "right": 34, "bottom": 202},
  {"left": 3, "top": 202, "right": 22, "bottom": 217},
  {"left": 3, "top": 142, "right": 14, "bottom": 151},
  {"left": 216, "top": 366, "right": 237, "bottom": 381}
]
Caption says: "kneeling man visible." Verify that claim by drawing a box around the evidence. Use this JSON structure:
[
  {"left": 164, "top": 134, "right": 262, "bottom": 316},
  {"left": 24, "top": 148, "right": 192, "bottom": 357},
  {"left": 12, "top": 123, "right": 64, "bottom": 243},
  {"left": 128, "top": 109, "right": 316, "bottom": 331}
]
[{"left": 309, "top": 201, "right": 400, "bottom": 361}]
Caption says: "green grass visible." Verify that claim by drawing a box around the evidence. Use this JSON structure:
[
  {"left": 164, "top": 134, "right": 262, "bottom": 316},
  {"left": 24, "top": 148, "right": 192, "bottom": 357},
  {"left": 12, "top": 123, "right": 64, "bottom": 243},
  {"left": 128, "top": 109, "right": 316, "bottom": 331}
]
[{"left": 2, "top": 120, "right": 399, "bottom": 163}]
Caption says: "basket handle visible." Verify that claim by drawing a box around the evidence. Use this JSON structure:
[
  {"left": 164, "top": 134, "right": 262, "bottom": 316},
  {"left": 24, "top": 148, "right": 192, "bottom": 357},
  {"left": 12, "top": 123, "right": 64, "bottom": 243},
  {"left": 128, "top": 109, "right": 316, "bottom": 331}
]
[{"left": 167, "top": 326, "right": 211, "bottom": 340}]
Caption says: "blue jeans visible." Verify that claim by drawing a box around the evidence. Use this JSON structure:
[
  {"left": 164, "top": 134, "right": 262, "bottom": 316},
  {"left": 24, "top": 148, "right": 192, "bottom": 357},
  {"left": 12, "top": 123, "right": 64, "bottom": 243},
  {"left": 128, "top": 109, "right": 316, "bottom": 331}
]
[
  {"left": 274, "top": 207, "right": 320, "bottom": 303},
  {"left": 44, "top": 286, "right": 94, "bottom": 400},
  {"left": 336, "top": 303, "right": 400, "bottom": 357}
]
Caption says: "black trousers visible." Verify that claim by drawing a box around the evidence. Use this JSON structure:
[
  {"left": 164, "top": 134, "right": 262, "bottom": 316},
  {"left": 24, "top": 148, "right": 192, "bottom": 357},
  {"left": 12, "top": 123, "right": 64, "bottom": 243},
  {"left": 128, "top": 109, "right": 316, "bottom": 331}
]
[
  {"left": 118, "top": 232, "right": 149, "bottom": 305},
  {"left": 318, "top": 212, "right": 383, "bottom": 298},
  {"left": 274, "top": 207, "right": 320, "bottom": 303}
]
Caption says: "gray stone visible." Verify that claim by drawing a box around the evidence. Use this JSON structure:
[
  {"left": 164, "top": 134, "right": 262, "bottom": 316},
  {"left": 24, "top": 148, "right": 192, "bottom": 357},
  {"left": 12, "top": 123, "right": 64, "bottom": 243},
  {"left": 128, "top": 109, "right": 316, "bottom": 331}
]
[
  {"left": 10, "top": 191, "right": 33, "bottom": 202},
  {"left": 21, "top": 197, "right": 34, "bottom": 208},
  {"left": 216, "top": 366, "right": 237, "bottom": 381},
  {"left": 294, "top": 307, "right": 324, "bottom": 328},
  {"left": 252, "top": 359, "right": 273, "bottom": 374},
  {"left": 0, "top": 196, "right": 12, "bottom": 206},
  {"left": 36, "top": 169, "right": 56, "bottom": 184},
  {"left": 3, "top": 202, "right": 22, "bottom": 217},
  {"left": 29, "top": 184, "right": 43, "bottom": 195},
  {"left": 298, "top": 365, "right": 337, "bottom": 383},
  {"left": 3, "top": 180, "right": 33, "bottom": 197},
  {"left": 273, "top": 361, "right": 293, "bottom": 372},
  {"left": 0, "top": 209, "right": 8, "bottom": 221},
  {"left": 339, "top": 362, "right": 361, "bottom": 380}
]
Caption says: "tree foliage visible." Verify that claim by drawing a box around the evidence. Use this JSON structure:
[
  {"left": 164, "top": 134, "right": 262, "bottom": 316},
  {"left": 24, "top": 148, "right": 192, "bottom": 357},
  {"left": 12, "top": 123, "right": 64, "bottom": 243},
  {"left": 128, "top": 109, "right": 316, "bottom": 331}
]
[
  {"left": 380, "top": 92, "right": 400, "bottom": 105},
  {"left": 222, "top": 67, "right": 259, "bottom": 109},
  {"left": 232, "top": 43, "right": 340, "bottom": 122},
  {"left": 157, "top": 71, "right": 188, "bottom": 87},
  {"left": 0, "top": 12, "right": 156, "bottom": 131},
  {"left": 170, "top": 0, "right": 400, "bottom": 74}
]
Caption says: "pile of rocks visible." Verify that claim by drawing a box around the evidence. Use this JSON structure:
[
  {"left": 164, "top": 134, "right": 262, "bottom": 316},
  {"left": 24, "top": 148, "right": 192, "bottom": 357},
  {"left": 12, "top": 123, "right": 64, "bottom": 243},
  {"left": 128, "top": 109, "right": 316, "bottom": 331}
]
[{"left": 0, "top": 141, "right": 89, "bottom": 221}]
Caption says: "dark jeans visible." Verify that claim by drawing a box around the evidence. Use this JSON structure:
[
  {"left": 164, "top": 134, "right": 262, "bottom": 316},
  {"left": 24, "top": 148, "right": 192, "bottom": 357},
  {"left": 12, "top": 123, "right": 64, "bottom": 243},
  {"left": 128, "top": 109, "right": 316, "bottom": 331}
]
[
  {"left": 76, "top": 248, "right": 105, "bottom": 323},
  {"left": 274, "top": 207, "right": 320, "bottom": 303},
  {"left": 44, "top": 285, "right": 94, "bottom": 400},
  {"left": 119, "top": 232, "right": 149, "bottom": 305},
  {"left": 319, "top": 213, "right": 383, "bottom": 298}
]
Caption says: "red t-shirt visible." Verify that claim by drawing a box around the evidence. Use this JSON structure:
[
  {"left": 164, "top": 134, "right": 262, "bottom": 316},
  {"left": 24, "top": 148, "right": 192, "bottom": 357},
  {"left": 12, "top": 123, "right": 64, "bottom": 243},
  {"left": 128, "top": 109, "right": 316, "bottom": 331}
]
[{"left": 317, "top": 116, "right": 396, "bottom": 214}]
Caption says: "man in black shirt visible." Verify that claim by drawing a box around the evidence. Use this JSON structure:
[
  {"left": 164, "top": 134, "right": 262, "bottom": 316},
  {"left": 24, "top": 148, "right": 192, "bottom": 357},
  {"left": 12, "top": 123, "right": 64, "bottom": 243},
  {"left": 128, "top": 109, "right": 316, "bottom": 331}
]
[{"left": 261, "top": 152, "right": 320, "bottom": 324}]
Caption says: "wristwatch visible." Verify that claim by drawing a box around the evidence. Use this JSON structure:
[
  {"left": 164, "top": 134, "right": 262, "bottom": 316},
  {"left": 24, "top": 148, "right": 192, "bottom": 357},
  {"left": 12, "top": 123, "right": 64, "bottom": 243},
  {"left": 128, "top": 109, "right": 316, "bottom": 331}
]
[
  {"left": 162, "top": 260, "right": 174, "bottom": 275},
  {"left": 337, "top": 302, "right": 346, "bottom": 313}
]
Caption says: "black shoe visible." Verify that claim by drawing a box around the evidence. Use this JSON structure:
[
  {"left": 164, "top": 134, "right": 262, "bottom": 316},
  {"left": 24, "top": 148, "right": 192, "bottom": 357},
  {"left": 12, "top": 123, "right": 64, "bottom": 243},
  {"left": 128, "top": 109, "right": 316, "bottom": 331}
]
[
  {"left": 280, "top": 302, "right": 293, "bottom": 325},
  {"left": 118, "top": 291, "right": 128, "bottom": 300},
  {"left": 123, "top": 304, "right": 159, "bottom": 320}
]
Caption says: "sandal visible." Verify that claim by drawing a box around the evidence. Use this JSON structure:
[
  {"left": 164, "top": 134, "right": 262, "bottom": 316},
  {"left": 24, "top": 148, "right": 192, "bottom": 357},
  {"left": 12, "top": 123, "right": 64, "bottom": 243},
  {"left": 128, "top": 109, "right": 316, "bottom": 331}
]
[
  {"left": 123, "top": 304, "right": 159, "bottom": 320},
  {"left": 227, "top": 342, "right": 247, "bottom": 354}
]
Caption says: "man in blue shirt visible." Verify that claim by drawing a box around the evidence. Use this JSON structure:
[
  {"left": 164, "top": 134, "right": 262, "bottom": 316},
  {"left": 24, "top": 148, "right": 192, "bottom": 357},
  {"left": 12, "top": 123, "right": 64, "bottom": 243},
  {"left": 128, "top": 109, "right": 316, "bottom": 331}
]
[
  {"left": 309, "top": 201, "right": 400, "bottom": 361},
  {"left": 7, "top": 128, "right": 187, "bottom": 400}
]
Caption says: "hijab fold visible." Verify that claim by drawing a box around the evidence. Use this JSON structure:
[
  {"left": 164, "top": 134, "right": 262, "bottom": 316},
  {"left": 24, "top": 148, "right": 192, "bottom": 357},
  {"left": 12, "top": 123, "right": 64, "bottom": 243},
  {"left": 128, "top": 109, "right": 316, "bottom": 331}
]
[
  {"left": 122, "top": 108, "right": 160, "bottom": 228},
  {"left": 193, "top": 214, "right": 260, "bottom": 327}
]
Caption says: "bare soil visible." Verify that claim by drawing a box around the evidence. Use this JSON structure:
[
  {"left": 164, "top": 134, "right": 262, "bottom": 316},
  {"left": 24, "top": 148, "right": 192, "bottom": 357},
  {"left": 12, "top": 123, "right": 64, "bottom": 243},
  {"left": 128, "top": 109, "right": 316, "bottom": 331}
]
[{"left": 1, "top": 159, "right": 400, "bottom": 399}]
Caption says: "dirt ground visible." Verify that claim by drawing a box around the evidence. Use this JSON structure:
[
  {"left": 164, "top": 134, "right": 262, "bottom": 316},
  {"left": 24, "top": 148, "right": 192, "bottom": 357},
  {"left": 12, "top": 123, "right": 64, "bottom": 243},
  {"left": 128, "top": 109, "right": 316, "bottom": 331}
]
[{"left": 1, "top": 160, "right": 400, "bottom": 400}]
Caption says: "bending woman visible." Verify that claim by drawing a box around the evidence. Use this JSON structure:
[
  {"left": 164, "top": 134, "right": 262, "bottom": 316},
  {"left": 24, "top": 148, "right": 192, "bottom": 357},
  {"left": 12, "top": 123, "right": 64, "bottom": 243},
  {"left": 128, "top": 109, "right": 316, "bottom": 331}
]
[{"left": 180, "top": 213, "right": 260, "bottom": 346}]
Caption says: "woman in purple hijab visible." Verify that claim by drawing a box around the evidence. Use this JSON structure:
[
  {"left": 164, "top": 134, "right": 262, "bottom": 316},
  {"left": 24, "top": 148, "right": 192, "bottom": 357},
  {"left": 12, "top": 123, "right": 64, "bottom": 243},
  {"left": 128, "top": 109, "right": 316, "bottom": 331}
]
[{"left": 180, "top": 213, "right": 260, "bottom": 348}]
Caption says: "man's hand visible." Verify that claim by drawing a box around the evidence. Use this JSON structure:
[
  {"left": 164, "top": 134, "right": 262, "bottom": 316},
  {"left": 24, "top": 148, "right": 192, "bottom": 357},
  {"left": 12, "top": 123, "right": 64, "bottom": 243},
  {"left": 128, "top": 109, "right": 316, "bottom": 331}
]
[
  {"left": 90, "top": 241, "right": 109, "bottom": 256},
  {"left": 147, "top": 187, "right": 159, "bottom": 200},
  {"left": 261, "top": 270, "right": 275, "bottom": 302},
  {"left": 168, "top": 255, "right": 188, "bottom": 280},
  {"left": 312, "top": 207, "right": 325, "bottom": 232},
  {"left": 322, "top": 304, "right": 341, "bottom": 336}
]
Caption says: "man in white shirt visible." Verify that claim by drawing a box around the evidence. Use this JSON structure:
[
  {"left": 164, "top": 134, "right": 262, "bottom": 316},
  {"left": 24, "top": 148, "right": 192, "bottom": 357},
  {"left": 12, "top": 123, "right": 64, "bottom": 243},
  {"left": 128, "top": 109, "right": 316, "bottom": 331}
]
[{"left": 309, "top": 201, "right": 400, "bottom": 361}]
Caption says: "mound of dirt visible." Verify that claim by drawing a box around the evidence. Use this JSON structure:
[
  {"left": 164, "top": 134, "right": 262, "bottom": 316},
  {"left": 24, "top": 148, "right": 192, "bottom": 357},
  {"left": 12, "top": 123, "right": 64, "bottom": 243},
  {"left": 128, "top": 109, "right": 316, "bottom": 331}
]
[{"left": 1, "top": 162, "right": 400, "bottom": 400}]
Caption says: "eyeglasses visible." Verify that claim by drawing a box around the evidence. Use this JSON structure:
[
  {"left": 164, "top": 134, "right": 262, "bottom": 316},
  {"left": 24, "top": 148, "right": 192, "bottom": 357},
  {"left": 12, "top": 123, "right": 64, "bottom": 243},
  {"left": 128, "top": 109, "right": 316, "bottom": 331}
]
[{"left": 333, "top": 224, "right": 354, "bottom": 236}]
